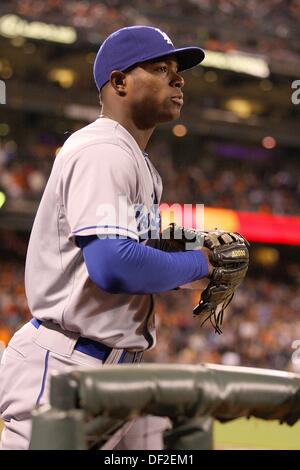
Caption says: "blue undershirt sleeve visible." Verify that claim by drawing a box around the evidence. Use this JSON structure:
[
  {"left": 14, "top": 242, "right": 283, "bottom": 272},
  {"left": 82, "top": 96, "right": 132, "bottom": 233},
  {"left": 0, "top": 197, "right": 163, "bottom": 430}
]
[{"left": 76, "top": 235, "right": 209, "bottom": 295}]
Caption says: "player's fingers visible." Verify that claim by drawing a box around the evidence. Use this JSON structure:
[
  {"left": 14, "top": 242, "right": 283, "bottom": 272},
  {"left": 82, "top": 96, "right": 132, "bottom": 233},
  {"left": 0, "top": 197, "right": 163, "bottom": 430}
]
[{"left": 218, "top": 232, "right": 235, "bottom": 244}]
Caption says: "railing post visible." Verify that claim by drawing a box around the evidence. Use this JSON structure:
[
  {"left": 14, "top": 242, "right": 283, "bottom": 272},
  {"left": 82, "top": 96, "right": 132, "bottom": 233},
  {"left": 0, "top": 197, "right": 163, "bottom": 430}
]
[
  {"left": 164, "top": 416, "right": 213, "bottom": 450},
  {"left": 30, "top": 406, "right": 86, "bottom": 450}
]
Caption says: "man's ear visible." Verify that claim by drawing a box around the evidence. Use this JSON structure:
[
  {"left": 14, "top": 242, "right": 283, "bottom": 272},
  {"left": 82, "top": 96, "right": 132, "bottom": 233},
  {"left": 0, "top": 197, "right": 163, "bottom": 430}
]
[{"left": 109, "top": 71, "right": 127, "bottom": 95}]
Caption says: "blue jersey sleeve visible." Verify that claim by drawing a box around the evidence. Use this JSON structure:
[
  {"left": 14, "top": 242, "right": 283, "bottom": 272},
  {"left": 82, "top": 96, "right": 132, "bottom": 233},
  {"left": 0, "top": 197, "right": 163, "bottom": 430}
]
[{"left": 76, "top": 235, "right": 209, "bottom": 294}]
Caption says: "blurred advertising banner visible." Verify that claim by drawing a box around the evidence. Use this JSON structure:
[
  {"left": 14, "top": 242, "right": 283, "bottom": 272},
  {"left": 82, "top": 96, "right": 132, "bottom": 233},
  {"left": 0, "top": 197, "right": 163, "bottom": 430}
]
[{"left": 160, "top": 205, "right": 300, "bottom": 246}]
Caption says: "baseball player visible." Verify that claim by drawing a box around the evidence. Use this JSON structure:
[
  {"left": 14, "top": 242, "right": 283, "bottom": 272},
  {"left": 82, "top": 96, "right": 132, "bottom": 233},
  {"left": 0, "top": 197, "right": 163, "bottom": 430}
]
[{"left": 0, "top": 26, "right": 210, "bottom": 450}]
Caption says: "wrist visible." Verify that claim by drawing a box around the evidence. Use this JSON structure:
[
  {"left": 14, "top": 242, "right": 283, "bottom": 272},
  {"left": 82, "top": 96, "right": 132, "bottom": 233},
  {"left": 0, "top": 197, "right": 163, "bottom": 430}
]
[{"left": 200, "top": 247, "right": 214, "bottom": 277}]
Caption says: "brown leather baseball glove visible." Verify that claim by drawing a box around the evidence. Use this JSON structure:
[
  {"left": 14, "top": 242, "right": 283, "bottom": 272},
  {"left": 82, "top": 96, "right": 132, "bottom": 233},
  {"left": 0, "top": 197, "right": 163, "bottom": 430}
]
[{"left": 159, "top": 223, "right": 250, "bottom": 334}]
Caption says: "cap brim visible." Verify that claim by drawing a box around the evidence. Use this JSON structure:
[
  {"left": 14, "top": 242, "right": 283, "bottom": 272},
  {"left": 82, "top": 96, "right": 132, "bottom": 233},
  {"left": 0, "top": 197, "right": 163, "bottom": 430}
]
[
  {"left": 171, "top": 47, "right": 205, "bottom": 71},
  {"left": 142, "top": 47, "right": 205, "bottom": 72},
  {"left": 122, "top": 47, "right": 205, "bottom": 76}
]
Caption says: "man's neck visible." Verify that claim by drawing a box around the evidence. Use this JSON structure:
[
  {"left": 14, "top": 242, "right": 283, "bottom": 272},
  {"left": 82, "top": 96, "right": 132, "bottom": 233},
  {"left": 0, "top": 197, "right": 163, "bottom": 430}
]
[{"left": 99, "top": 110, "right": 155, "bottom": 152}]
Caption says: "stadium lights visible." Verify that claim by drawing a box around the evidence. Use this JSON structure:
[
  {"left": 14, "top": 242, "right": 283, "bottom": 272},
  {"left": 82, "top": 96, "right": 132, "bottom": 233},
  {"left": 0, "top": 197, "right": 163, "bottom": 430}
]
[
  {"left": 0, "top": 14, "right": 77, "bottom": 44},
  {"left": 224, "top": 98, "right": 262, "bottom": 119},
  {"left": 262, "top": 136, "right": 277, "bottom": 149},
  {"left": 47, "top": 68, "right": 76, "bottom": 88},
  {"left": 202, "top": 49, "right": 270, "bottom": 78},
  {"left": 172, "top": 124, "right": 187, "bottom": 137},
  {"left": 0, "top": 191, "right": 6, "bottom": 209},
  {"left": 0, "top": 123, "right": 9, "bottom": 136}
]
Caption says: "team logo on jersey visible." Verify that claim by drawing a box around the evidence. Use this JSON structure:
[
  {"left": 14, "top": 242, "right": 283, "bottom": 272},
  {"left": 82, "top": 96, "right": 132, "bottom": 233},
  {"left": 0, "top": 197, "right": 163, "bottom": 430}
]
[
  {"left": 135, "top": 203, "right": 161, "bottom": 240},
  {"left": 154, "top": 28, "right": 174, "bottom": 46}
]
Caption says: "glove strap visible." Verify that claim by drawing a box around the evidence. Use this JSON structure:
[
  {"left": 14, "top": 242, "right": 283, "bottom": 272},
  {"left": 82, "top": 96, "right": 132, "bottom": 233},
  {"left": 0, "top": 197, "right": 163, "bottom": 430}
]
[{"left": 194, "top": 291, "right": 234, "bottom": 335}]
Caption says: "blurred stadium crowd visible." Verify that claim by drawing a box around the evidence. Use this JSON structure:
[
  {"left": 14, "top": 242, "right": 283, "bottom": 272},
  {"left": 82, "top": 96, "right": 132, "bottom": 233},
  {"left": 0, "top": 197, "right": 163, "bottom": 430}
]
[
  {"left": 2, "top": 0, "right": 300, "bottom": 61},
  {"left": 0, "top": 253, "right": 299, "bottom": 373},
  {"left": 150, "top": 139, "right": 300, "bottom": 215},
  {"left": 1, "top": 133, "right": 300, "bottom": 215},
  {"left": 146, "top": 276, "right": 300, "bottom": 372}
]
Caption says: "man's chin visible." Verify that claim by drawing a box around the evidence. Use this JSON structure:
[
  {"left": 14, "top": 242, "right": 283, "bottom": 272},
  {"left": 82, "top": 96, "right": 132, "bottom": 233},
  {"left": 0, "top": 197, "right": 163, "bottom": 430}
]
[{"left": 158, "top": 109, "right": 182, "bottom": 123}]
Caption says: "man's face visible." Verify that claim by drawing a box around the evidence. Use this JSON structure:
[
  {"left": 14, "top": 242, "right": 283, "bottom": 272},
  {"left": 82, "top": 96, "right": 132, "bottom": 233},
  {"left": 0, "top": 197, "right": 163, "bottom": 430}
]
[{"left": 125, "top": 57, "right": 184, "bottom": 128}]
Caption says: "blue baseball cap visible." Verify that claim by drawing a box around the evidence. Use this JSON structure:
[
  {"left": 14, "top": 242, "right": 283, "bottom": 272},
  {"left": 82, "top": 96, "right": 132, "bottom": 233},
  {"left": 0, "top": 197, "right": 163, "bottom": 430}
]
[{"left": 93, "top": 25, "right": 205, "bottom": 91}]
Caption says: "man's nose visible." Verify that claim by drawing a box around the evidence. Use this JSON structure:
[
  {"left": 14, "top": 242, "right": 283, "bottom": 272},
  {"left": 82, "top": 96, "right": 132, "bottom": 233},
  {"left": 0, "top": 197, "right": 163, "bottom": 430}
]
[{"left": 170, "top": 72, "right": 184, "bottom": 89}]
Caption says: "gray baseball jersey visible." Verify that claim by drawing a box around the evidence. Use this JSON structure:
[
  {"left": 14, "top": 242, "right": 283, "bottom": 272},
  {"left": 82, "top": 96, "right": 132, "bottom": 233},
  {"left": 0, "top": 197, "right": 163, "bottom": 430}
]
[{"left": 25, "top": 117, "right": 163, "bottom": 351}]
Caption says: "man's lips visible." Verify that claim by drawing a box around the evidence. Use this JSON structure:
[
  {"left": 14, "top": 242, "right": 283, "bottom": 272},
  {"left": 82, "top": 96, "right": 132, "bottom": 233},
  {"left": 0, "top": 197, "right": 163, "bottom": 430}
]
[{"left": 171, "top": 95, "right": 184, "bottom": 106}]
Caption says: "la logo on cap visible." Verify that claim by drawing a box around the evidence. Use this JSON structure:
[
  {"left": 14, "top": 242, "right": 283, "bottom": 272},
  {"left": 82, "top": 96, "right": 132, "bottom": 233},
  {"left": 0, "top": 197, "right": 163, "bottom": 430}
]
[{"left": 154, "top": 28, "right": 174, "bottom": 46}]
